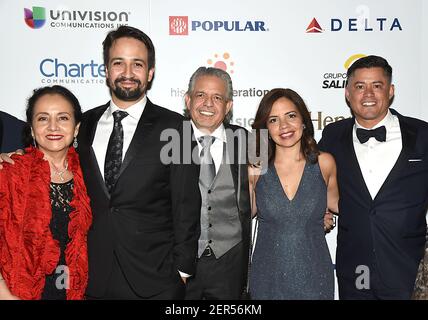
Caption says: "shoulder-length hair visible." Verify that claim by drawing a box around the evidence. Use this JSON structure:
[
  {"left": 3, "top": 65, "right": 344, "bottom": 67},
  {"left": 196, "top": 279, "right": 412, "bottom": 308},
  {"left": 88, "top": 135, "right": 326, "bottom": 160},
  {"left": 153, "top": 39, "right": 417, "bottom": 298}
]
[{"left": 252, "top": 88, "right": 319, "bottom": 164}]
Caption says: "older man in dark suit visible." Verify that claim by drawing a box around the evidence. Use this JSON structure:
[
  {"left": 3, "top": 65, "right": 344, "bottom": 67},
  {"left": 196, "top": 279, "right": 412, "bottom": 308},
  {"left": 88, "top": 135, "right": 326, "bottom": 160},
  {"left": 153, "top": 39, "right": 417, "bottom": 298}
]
[
  {"left": 319, "top": 55, "right": 428, "bottom": 299},
  {"left": 183, "top": 67, "right": 252, "bottom": 300}
]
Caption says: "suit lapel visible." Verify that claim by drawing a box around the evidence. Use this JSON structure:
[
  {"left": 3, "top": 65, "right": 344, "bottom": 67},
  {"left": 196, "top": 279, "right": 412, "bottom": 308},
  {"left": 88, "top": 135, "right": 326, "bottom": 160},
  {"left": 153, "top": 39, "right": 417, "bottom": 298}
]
[
  {"left": 118, "top": 99, "right": 156, "bottom": 177},
  {"left": 225, "top": 125, "right": 239, "bottom": 191},
  {"left": 340, "top": 119, "right": 373, "bottom": 202},
  {"left": 374, "top": 113, "right": 417, "bottom": 200},
  {"left": 225, "top": 125, "right": 241, "bottom": 209},
  {"left": 82, "top": 103, "right": 110, "bottom": 199}
]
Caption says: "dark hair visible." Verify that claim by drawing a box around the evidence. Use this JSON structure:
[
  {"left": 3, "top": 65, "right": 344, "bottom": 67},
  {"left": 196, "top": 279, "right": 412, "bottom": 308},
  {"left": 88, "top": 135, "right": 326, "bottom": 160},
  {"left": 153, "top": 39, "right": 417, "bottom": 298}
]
[
  {"left": 102, "top": 25, "right": 155, "bottom": 71},
  {"left": 347, "top": 55, "right": 392, "bottom": 83},
  {"left": 24, "top": 85, "right": 82, "bottom": 146},
  {"left": 252, "top": 88, "right": 319, "bottom": 164},
  {"left": 183, "top": 66, "right": 233, "bottom": 124}
]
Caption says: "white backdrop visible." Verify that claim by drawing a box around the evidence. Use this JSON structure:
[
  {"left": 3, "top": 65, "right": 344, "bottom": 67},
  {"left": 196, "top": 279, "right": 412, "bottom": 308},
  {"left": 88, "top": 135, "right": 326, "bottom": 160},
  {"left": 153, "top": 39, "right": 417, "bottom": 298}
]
[{"left": 1, "top": 0, "right": 427, "bottom": 299}]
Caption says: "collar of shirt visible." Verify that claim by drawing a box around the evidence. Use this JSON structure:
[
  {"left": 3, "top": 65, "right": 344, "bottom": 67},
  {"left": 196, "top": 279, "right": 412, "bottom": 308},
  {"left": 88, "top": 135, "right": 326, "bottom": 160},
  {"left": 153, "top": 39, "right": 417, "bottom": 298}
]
[
  {"left": 190, "top": 121, "right": 227, "bottom": 147},
  {"left": 106, "top": 95, "right": 147, "bottom": 121}
]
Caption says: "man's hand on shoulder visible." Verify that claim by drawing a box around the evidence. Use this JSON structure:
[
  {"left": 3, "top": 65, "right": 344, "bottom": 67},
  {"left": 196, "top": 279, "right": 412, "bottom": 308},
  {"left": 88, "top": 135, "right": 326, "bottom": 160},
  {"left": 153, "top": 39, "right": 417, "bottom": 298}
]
[{"left": 0, "top": 149, "right": 24, "bottom": 169}]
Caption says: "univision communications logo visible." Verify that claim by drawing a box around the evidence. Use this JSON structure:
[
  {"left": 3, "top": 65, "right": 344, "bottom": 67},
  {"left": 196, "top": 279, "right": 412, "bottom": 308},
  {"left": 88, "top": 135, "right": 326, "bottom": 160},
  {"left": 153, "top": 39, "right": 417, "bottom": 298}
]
[
  {"left": 24, "top": 7, "right": 46, "bottom": 29},
  {"left": 169, "top": 16, "right": 268, "bottom": 35},
  {"left": 24, "top": 6, "right": 129, "bottom": 29}
]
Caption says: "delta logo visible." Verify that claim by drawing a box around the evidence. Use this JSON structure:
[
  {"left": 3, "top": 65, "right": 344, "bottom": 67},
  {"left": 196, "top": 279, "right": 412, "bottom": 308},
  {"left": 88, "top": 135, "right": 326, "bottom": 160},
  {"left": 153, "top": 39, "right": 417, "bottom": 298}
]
[
  {"left": 306, "top": 18, "right": 323, "bottom": 33},
  {"left": 169, "top": 16, "right": 268, "bottom": 35},
  {"left": 306, "top": 16, "right": 402, "bottom": 33},
  {"left": 24, "top": 6, "right": 46, "bottom": 29},
  {"left": 322, "top": 54, "right": 367, "bottom": 89}
]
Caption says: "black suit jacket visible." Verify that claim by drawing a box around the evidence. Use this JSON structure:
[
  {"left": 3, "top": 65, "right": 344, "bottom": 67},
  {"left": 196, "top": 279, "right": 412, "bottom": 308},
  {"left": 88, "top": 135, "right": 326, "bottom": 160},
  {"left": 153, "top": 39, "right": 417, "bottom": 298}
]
[
  {"left": 78, "top": 99, "right": 201, "bottom": 297},
  {"left": 0, "top": 111, "right": 25, "bottom": 152},
  {"left": 319, "top": 109, "right": 428, "bottom": 291},
  {"left": 224, "top": 123, "right": 252, "bottom": 287}
]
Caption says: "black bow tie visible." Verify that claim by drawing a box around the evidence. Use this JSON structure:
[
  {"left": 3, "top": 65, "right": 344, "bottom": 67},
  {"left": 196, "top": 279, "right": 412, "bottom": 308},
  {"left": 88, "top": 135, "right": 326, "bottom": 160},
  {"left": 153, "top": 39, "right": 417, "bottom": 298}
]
[{"left": 356, "top": 126, "right": 386, "bottom": 144}]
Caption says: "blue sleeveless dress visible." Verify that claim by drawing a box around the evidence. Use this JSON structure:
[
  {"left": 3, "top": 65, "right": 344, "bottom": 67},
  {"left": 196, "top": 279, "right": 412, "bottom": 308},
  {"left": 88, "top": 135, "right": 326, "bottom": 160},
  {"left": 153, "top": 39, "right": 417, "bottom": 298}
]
[{"left": 249, "top": 162, "right": 334, "bottom": 299}]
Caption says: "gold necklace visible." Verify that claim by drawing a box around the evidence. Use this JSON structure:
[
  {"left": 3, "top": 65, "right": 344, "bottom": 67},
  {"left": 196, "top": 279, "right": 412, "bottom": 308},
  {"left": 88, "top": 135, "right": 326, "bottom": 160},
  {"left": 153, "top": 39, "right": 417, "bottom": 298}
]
[{"left": 51, "top": 160, "right": 69, "bottom": 182}]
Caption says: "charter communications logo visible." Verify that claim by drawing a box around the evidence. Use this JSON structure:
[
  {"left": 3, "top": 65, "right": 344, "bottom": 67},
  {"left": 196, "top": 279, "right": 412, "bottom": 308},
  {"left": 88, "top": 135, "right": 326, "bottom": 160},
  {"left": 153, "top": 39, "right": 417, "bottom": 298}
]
[
  {"left": 306, "top": 16, "right": 402, "bottom": 32},
  {"left": 39, "top": 58, "right": 106, "bottom": 85},
  {"left": 24, "top": 6, "right": 129, "bottom": 29},
  {"left": 169, "top": 16, "right": 268, "bottom": 35}
]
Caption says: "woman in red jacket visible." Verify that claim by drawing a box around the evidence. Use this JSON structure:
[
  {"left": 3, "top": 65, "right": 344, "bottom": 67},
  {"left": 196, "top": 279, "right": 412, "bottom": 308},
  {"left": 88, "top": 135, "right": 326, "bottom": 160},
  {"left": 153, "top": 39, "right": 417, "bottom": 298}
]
[{"left": 0, "top": 85, "right": 92, "bottom": 300}]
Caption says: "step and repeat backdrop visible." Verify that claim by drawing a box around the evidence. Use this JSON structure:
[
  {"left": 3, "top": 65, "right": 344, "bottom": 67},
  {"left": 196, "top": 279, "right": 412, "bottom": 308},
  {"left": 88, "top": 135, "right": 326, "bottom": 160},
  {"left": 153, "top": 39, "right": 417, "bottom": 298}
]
[{"left": 1, "top": 0, "right": 427, "bottom": 298}]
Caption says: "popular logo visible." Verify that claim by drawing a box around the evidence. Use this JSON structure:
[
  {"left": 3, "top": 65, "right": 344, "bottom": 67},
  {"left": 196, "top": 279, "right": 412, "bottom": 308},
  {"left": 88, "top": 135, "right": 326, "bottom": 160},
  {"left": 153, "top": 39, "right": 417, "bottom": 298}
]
[
  {"left": 169, "top": 16, "right": 188, "bottom": 35},
  {"left": 169, "top": 16, "right": 268, "bottom": 35},
  {"left": 24, "top": 6, "right": 46, "bottom": 29}
]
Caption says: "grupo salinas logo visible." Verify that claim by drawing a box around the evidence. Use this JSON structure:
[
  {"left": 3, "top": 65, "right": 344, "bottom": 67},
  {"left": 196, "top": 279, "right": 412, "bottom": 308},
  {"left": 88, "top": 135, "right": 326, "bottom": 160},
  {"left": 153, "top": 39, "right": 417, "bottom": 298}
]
[
  {"left": 39, "top": 58, "right": 106, "bottom": 85},
  {"left": 169, "top": 16, "right": 268, "bottom": 35},
  {"left": 322, "top": 54, "right": 367, "bottom": 89},
  {"left": 24, "top": 5, "right": 129, "bottom": 29},
  {"left": 306, "top": 16, "right": 402, "bottom": 33},
  {"left": 24, "top": 7, "right": 46, "bottom": 29}
]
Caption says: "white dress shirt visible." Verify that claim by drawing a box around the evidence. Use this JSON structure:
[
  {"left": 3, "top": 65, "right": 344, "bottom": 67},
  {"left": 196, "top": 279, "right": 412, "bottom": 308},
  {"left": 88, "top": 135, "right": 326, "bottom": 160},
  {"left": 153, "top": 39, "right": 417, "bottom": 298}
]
[
  {"left": 353, "top": 110, "right": 402, "bottom": 199},
  {"left": 191, "top": 121, "right": 227, "bottom": 172},
  {"left": 93, "top": 96, "right": 190, "bottom": 278},
  {"left": 93, "top": 96, "right": 147, "bottom": 179}
]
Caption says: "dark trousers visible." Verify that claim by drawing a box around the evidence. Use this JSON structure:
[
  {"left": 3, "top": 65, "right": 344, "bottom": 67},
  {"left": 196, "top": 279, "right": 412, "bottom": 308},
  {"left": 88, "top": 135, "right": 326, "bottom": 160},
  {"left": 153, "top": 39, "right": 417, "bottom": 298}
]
[
  {"left": 87, "top": 252, "right": 185, "bottom": 300},
  {"left": 185, "top": 242, "right": 245, "bottom": 300},
  {"left": 338, "top": 264, "right": 413, "bottom": 300}
]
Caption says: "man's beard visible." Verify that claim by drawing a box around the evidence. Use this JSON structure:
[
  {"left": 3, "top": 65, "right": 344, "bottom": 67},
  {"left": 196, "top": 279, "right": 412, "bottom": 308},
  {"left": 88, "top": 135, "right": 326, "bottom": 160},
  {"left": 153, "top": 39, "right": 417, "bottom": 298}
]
[{"left": 110, "top": 77, "right": 145, "bottom": 101}]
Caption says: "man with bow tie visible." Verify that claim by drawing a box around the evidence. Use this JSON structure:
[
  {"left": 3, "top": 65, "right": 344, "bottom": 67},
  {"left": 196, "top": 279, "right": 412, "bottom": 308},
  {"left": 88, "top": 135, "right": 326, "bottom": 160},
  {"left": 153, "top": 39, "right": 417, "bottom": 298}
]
[{"left": 319, "top": 55, "right": 428, "bottom": 299}]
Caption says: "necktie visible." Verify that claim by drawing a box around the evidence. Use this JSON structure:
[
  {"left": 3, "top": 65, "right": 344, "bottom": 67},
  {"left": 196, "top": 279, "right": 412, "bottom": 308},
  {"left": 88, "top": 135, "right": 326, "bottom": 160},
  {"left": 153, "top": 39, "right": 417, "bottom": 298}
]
[
  {"left": 199, "top": 135, "right": 216, "bottom": 188},
  {"left": 104, "top": 110, "right": 128, "bottom": 193},
  {"left": 356, "top": 126, "right": 386, "bottom": 144}
]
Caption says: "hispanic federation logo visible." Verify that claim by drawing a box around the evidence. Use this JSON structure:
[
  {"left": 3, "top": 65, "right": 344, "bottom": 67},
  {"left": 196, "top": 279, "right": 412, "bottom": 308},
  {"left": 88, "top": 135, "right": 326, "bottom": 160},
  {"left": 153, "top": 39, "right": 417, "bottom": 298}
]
[
  {"left": 24, "top": 6, "right": 46, "bottom": 29},
  {"left": 169, "top": 16, "right": 188, "bottom": 35},
  {"left": 207, "top": 52, "right": 234, "bottom": 74}
]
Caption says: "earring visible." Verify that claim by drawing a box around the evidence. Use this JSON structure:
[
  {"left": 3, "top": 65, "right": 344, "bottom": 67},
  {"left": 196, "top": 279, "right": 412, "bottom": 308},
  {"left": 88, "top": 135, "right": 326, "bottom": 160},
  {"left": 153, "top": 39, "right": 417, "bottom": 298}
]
[
  {"left": 302, "top": 124, "right": 306, "bottom": 129},
  {"left": 31, "top": 129, "right": 36, "bottom": 147},
  {"left": 73, "top": 137, "right": 78, "bottom": 148}
]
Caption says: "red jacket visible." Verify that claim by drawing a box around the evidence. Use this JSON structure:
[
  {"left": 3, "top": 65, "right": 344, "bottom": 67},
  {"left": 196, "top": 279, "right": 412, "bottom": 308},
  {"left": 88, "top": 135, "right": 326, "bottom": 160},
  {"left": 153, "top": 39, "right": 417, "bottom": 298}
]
[{"left": 0, "top": 147, "right": 92, "bottom": 299}]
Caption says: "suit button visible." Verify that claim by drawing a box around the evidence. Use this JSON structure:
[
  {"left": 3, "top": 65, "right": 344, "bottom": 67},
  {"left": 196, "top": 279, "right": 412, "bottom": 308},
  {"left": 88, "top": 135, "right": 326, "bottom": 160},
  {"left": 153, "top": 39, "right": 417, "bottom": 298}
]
[
  {"left": 208, "top": 206, "right": 212, "bottom": 211},
  {"left": 209, "top": 223, "right": 212, "bottom": 228},
  {"left": 208, "top": 190, "right": 212, "bottom": 194},
  {"left": 208, "top": 240, "right": 212, "bottom": 244},
  {"left": 370, "top": 209, "right": 376, "bottom": 215}
]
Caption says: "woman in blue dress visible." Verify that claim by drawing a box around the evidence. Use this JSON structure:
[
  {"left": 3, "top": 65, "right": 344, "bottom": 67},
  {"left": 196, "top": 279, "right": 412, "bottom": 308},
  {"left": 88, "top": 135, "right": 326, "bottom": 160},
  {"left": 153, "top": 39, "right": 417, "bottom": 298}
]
[{"left": 249, "top": 88, "right": 339, "bottom": 300}]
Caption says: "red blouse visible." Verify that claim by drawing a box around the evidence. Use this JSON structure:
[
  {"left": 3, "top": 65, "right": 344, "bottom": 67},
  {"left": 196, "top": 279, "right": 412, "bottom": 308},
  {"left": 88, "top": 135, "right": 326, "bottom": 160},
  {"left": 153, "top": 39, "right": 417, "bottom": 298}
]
[{"left": 0, "top": 147, "right": 92, "bottom": 300}]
